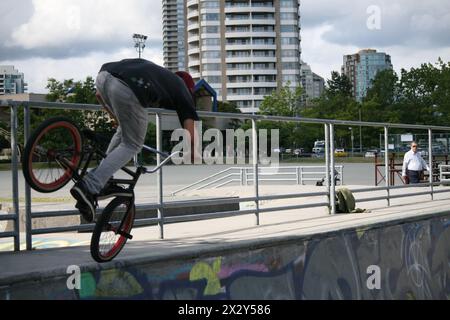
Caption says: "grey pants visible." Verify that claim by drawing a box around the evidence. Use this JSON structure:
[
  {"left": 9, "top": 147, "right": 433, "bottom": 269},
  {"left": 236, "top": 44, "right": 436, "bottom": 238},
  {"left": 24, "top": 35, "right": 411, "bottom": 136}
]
[{"left": 83, "top": 71, "right": 149, "bottom": 194}]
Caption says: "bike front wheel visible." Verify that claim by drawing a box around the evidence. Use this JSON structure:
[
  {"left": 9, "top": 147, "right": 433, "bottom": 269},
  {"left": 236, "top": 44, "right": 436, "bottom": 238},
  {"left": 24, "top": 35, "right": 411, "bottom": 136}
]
[
  {"left": 90, "top": 196, "right": 136, "bottom": 263},
  {"left": 22, "top": 117, "right": 83, "bottom": 193}
]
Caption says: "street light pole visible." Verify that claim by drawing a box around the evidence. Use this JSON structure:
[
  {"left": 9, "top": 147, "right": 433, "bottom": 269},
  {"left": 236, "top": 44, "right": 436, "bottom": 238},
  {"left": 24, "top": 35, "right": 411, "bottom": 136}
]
[
  {"left": 349, "top": 127, "right": 354, "bottom": 158},
  {"left": 359, "top": 107, "right": 362, "bottom": 153},
  {"left": 133, "top": 33, "right": 148, "bottom": 58}
]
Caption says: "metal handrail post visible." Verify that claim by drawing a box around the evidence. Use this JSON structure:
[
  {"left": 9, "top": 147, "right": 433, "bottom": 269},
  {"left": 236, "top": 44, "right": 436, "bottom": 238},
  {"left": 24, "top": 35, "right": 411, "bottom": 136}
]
[
  {"left": 252, "top": 119, "right": 260, "bottom": 225},
  {"left": 10, "top": 104, "right": 20, "bottom": 251},
  {"left": 429, "top": 128, "right": 434, "bottom": 200},
  {"left": 24, "top": 104, "right": 32, "bottom": 250},
  {"left": 156, "top": 113, "right": 164, "bottom": 239},
  {"left": 384, "top": 127, "right": 390, "bottom": 206},
  {"left": 325, "top": 124, "right": 331, "bottom": 213},
  {"left": 330, "top": 124, "right": 336, "bottom": 214}
]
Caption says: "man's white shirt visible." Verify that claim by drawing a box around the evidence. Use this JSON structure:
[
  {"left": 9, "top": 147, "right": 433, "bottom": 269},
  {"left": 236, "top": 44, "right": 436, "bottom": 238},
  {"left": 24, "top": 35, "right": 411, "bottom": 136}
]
[{"left": 402, "top": 150, "right": 430, "bottom": 176}]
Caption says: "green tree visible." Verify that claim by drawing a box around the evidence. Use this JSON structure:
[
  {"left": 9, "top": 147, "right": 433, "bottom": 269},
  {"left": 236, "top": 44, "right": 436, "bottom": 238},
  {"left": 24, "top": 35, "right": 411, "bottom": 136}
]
[
  {"left": 45, "top": 77, "right": 115, "bottom": 134},
  {"left": 327, "top": 71, "right": 353, "bottom": 98},
  {"left": 259, "top": 82, "right": 303, "bottom": 117},
  {"left": 256, "top": 83, "right": 304, "bottom": 150}
]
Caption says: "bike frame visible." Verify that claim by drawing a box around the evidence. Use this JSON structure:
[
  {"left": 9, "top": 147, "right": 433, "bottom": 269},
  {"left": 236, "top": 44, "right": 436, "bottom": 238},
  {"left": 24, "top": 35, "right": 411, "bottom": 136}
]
[{"left": 54, "top": 130, "right": 180, "bottom": 192}]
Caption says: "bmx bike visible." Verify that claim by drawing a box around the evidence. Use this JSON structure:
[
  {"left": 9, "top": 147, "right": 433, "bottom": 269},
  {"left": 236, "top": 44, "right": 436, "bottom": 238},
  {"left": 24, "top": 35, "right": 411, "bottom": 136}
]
[{"left": 22, "top": 116, "right": 178, "bottom": 263}]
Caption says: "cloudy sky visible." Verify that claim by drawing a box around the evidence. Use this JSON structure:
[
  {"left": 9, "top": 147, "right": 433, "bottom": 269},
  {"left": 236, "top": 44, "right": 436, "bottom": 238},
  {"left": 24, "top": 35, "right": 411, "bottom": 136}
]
[{"left": 0, "top": 0, "right": 449, "bottom": 93}]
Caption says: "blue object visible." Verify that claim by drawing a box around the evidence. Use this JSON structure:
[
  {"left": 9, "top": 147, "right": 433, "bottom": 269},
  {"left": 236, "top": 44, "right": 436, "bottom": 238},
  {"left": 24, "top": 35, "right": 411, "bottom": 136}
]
[{"left": 194, "top": 79, "right": 218, "bottom": 112}]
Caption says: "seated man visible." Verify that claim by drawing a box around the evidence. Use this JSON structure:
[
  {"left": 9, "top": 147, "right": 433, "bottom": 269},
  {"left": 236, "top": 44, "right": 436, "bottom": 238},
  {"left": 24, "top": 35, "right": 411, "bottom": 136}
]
[{"left": 71, "top": 58, "right": 199, "bottom": 222}]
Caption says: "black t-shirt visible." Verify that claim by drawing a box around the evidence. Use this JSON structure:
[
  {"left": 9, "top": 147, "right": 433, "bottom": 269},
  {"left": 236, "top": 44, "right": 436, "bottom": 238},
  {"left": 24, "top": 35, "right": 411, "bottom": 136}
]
[{"left": 99, "top": 59, "right": 198, "bottom": 123}]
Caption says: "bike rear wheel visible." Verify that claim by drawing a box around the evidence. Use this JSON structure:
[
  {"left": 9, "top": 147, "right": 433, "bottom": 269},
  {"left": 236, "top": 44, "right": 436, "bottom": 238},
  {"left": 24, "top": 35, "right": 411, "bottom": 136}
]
[
  {"left": 90, "top": 196, "right": 135, "bottom": 263},
  {"left": 22, "top": 117, "right": 83, "bottom": 193}
]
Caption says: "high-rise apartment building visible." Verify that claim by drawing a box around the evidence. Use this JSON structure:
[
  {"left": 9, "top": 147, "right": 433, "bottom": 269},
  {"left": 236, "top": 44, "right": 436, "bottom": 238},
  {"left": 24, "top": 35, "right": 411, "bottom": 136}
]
[
  {"left": 163, "top": 0, "right": 302, "bottom": 113},
  {"left": 342, "top": 49, "right": 393, "bottom": 101},
  {"left": 300, "top": 61, "right": 324, "bottom": 105},
  {"left": 0, "top": 66, "right": 27, "bottom": 95},
  {"left": 163, "top": 0, "right": 187, "bottom": 72}
]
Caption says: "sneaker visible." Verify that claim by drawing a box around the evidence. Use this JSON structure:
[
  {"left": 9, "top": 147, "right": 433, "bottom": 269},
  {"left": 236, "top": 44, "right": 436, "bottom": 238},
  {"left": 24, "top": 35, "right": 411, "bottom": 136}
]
[
  {"left": 97, "top": 183, "right": 133, "bottom": 200},
  {"left": 70, "top": 181, "right": 96, "bottom": 222}
]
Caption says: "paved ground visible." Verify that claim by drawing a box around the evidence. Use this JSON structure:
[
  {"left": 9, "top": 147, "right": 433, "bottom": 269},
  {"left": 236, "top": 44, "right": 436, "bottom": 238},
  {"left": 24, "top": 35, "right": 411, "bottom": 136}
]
[{"left": 1, "top": 183, "right": 450, "bottom": 285}]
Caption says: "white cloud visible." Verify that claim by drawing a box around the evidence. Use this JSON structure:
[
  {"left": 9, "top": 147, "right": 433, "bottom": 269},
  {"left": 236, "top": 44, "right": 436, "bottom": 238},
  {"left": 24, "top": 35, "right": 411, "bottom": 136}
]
[{"left": 8, "top": 0, "right": 162, "bottom": 49}]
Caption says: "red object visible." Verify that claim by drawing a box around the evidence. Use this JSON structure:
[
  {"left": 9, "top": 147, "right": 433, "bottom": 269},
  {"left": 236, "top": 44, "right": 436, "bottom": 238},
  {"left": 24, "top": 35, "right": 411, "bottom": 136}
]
[{"left": 175, "top": 71, "right": 195, "bottom": 94}]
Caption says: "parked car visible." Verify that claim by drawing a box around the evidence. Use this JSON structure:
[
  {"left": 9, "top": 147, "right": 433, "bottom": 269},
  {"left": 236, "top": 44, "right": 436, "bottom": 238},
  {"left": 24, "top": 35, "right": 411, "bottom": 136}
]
[
  {"left": 364, "top": 149, "right": 379, "bottom": 158},
  {"left": 312, "top": 140, "right": 325, "bottom": 154},
  {"left": 335, "top": 148, "right": 348, "bottom": 157},
  {"left": 294, "top": 148, "right": 305, "bottom": 155}
]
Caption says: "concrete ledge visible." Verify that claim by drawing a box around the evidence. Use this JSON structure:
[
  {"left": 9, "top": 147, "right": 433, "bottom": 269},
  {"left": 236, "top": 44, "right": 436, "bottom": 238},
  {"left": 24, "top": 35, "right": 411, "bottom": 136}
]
[{"left": 80, "top": 197, "right": 240, "bottom": 225}]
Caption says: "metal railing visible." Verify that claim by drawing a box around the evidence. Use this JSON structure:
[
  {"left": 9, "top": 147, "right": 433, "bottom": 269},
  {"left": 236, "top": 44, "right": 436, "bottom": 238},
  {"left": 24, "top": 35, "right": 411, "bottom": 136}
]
[
  {"left": 171, "top": 165, "right": 344, "bottom": 195},
  {"left": 439, "top": 165, "right": 450, "bottom": 183},
  {"left": 2, "top": 99, "right": 450, "bottom": 251}
]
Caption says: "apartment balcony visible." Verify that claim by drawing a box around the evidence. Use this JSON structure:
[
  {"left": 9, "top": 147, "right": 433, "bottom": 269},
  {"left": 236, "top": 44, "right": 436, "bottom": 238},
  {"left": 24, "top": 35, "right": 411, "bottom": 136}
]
[
  {"left": 225, "top": 56, "right": 276, "bottom": 63},
  {"left": 187, "top": 35, "right": 200, "bottom": 43},
  {"left": 225, "top": 19, "right": 253, "bottom": 26},
  {"left": 281, "top": 69, "right": 301, "bottom": 75},
  {"left": 249, "top": 69, "right": 277, "bottom": 75},
  {"left": 227, "top": 95, "right": 254, "bottom": 101},
  {"left": 251, "top": 56, "right": 277, "bottom": 63},
  {"left": 251, "top": 81, "right": 278, "bottom": 88},
  {"left": 280, "top": 44, "right": 300, "bottom": 50},
  {"left": 224, "top": 5, "right": 275, "bottom": 14},
  {"left": 226, "top": 69, "right": 254, "bottom": 76},
  {"left": 187, "top": 23, "right": 200, "bottom": 32},
  {"left": 188, "top": 60, "right": 200, "bottom": 68},
  {"left": 187, "top": 47, "right": 200, "bottom": 55},
  {"left": 200, "top": 34, "right": 221, "bottom": 41},
  {"left": 200, "top": 8, "right": 220, "bottom": 15},
  {"left": 280, "top": 7, "right": 299, "bottom": 13},
  {"left": 187, "top": 10, "right": 199, "bottom": 20},
  {"left": 225, "top": 57, "right": 252, "bottom": 63},
  {"left": 225, "top": 31, "right": 275, "bottom": 39},
  {"left": 201, "top": 20, "right": 220, "bottom": 27},
  {"left": 186, "top": 0, "right": 198, "bottom": 8},
  {"left": 281, "top": 57, "right": 300, "bottom": 63},
  {"left": 248, "top": 44, "right": 277, "bottom": 50},
  {"left": 224, "top": 31, "right": 251, "bottom": 38},
  {"left": 227, "top": 82, "right": 254, "bottom": 89},
  {"left": 249, "top": 19, "right": 275, "bottom": 25},
  {"left": 201, "top": 45, "right": 221, "bottom": 51},
  {"left": 201, "top": 70, "right": 222, "bottom": 77},
  {"left": 201, "top": 58, "right": 222, "bottom": 64},
  {"left": 224, "top": 44, "right": 252, "bottom": 51},
  {"left": 191, "top": 72, "right": 201, "bottom": 80}
]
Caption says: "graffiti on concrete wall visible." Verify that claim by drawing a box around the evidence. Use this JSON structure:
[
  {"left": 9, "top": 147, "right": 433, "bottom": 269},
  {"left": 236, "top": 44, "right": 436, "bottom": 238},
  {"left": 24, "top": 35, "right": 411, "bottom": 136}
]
[{"left": 4, "top": 215, "right": 450, "bottom": 300}]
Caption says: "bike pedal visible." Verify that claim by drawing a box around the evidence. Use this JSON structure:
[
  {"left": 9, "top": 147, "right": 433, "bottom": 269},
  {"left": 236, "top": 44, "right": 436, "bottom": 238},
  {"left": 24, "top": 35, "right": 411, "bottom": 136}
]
[{"left": 118, "top": 231, "right": 133, "bottom": 240}]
